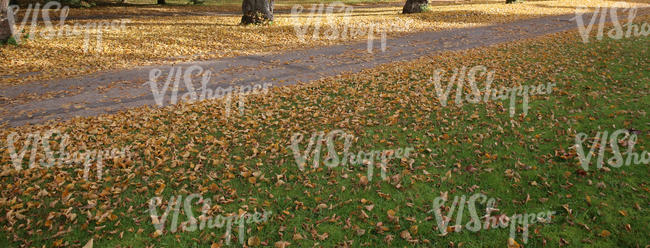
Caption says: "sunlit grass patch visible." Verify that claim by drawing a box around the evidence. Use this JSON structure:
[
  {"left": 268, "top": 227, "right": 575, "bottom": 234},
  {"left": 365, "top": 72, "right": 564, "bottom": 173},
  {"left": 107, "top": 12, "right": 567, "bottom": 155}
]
[{"left": 3, "top": 0, "right": 648, "bottom": 86}]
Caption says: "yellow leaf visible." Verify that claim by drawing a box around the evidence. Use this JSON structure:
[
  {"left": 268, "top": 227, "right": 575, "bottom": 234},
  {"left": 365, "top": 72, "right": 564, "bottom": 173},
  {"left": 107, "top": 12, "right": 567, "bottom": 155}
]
[
  {"left": 507, "top": 238, "right": 521, "bottom": 248},
  {"left": 152, "top": 229, "right": 163, "bottom": 238},
  {"left": 248, "top": 236, "right": 261, "bottom": 246},
  {"left": 155, "top": 183, "right": 165, "bottom": 196},
  {"left": 599, "top": 230, "right": 611, "bottom": 237}
]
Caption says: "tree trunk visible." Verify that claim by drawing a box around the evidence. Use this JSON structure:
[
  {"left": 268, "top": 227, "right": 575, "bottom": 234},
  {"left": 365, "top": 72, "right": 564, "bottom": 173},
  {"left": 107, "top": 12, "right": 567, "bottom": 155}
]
[
  {"left": 402, "top": 0, "right": 428, "bottom": 14},
  {"left": 157, "top": 0, "right": 165, "bottom": 4},
  {"left": 0, "top": 0, "right": 13, "bottom": 42},
  {"left": 241, "top": 0, "right": 273, "bottom": 25}
]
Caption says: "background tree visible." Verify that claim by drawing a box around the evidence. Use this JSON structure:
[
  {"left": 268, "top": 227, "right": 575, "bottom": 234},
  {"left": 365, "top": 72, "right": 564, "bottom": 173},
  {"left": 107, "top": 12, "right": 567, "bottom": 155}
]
[
  {"left": 158, "top": 0, "right": 165, "bottom": 4},
  {"left": 403, "top": 0, "right": 428, "bottom": 14},
  {"left": 0, "top": 0, "right": 12, "bottom": 42},
  {"left": 241, "top": 0, "right": 273, "bottom": 25}
]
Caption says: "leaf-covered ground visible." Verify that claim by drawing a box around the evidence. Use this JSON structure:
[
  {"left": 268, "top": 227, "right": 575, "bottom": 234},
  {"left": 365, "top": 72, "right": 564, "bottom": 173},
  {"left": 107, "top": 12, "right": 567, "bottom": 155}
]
[
  {"left": 1, "top": 12, "right": 649, "bottom": 247},
  {"left": 2, "top": 0, "right": 647, "bottom": 86}
]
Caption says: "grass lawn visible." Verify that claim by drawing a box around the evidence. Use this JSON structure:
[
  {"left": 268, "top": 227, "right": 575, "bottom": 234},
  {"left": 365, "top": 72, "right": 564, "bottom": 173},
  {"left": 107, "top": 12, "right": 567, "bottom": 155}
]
[{"left": 1, "top": 13, "right": 649, "bottom": 247}]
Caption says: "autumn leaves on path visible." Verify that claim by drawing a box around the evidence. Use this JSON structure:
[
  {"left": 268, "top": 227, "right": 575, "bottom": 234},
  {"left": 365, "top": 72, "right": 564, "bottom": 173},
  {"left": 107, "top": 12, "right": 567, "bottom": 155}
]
[{"left": 2, "top": 9, "right": 642, "bottom": 127}]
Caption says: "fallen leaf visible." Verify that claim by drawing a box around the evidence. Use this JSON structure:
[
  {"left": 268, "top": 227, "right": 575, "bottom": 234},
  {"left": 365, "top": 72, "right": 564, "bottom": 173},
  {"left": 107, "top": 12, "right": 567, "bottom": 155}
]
[
  {"left": 599, "top": 230, "right": 611, "bottom": 237},
  {"left": 83, "top": 239, "right": 93, "bottom": 248},
  {"left": 507, "top": 238, "right": 520, "bottom": 248},
  {"left": 274, "top": 241, "right": 291, "bottom": 248},
  {"left": 247, "top": 236, "right": 261, "bottom": 246}
]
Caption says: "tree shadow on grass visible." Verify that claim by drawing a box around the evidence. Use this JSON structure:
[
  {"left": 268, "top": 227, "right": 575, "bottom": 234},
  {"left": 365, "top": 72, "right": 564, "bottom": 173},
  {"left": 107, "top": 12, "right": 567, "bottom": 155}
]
[
  {"left": 406, "top": 10, "right": 546, "bottom": 24},
  {"left": 531, "top": 4, "right": 582, "bottom": 10},
  {"left": 133, "top": 22, "right": 238, "bottom": 27},
  {"left": 605, "top": 0, "right": 650, "bottom": 4}
]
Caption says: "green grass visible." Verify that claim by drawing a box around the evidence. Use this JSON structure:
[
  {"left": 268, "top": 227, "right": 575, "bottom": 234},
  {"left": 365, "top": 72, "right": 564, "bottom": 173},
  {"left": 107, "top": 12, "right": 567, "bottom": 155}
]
[{"left": 1, "top": 23, "right": 649, "bottom": 248}]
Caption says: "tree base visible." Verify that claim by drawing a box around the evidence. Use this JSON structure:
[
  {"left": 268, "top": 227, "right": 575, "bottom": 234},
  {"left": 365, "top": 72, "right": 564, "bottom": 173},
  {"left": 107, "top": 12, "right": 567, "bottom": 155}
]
[
  {"left": 0, "top": 20, "right": 11, "bottom": 42},
  {"left": 241, "top": 11, "right": 271, "bottom": 25},
  {"left": 1, "top": 0, "right": 13, "bottom": 42},
  {"left": 403, "top": 0, "right": 429, "bottom": 14},
  {"left": 241, "top": 0, "right": 273, "bottom": 25}
]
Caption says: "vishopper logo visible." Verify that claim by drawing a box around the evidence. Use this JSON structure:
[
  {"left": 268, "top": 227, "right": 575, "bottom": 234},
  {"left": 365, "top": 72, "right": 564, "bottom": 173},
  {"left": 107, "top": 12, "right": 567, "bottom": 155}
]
[
  {"left": 148, "top": 193, "right": 271, "bottom": 245},
  {"left": 428, "top": 193, "right": 555, "bottom": 244},
  {"left": 431, "top": 65, "right": 555, "bottom": 118},
  {"left": 6, "top": 1, "right": 131, "bottom": 52},
  {"left": 571, "top": 2, "right": 649, "bottom": 43},
  {"left": 573, "top": 129, "right": 649, "bottom": 171},
  {"left": 289, "top": 129, "right": 414, "bottom": 182},
  {"left": 4, "top": 129, "right": 133, "bottom": 180},
  {"left": 290, "top": 2, "right": 412, "bottom": 53},
  {"left": 144, "top": 65, "right": 272, "bottom": 118}
]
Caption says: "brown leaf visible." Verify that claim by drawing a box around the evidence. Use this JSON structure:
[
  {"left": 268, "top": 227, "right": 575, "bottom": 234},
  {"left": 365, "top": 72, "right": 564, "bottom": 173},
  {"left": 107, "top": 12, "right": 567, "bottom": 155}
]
[
  {"left": 400, "top": 230, "right": 412, "bottom": 240},
  {"left": 317, "top": 232, "right": 329, "bottom": 240},
  {"left": 274, "top": 241, "right": 291, "bottom": 248},
  {"left": 155, "top": 183, "right": 165, "bottom": 196},
  {"left": 359, "top": 175, "right": 369, "bottom": 186},
  {"left": 247, "top": 236, "right": 261, "bottom": 246}
]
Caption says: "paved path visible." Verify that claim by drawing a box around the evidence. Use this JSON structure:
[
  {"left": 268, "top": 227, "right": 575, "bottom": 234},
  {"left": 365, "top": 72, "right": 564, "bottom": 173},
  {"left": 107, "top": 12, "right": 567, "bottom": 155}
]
[{"left": 2, "top": 9, "right": 647, "bottom": 127}]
